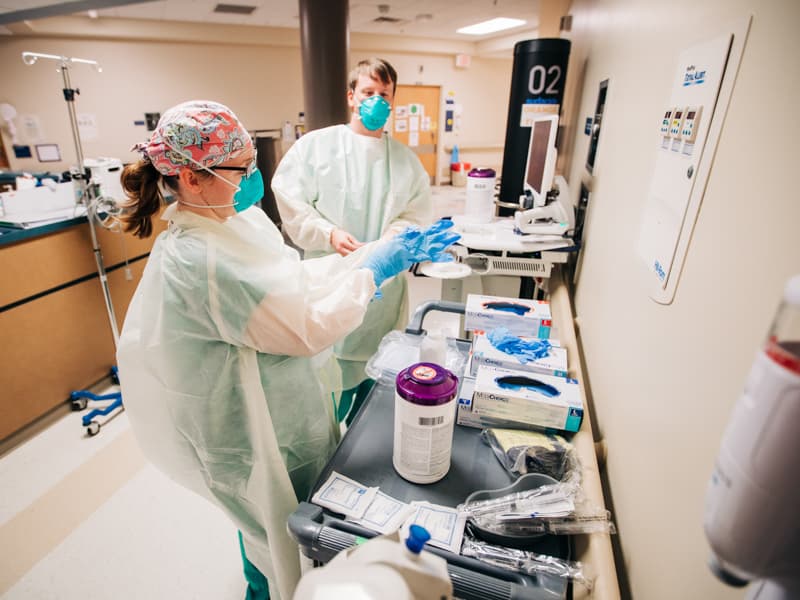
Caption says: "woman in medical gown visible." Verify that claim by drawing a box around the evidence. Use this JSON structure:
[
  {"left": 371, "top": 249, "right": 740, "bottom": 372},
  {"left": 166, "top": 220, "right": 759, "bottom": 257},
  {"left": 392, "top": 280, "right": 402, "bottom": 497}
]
[{"left": 116, "top": 100, "right": 457, "bottom": 600}]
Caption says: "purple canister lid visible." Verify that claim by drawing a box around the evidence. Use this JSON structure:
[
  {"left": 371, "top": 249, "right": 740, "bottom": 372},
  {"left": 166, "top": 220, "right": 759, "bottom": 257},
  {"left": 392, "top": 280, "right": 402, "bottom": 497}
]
[
  {"left": 468, "top": 167, "right": 496, "bottom": 178},
  {"left": 396, "top": 363, "right": 458, "bottom": 406}
]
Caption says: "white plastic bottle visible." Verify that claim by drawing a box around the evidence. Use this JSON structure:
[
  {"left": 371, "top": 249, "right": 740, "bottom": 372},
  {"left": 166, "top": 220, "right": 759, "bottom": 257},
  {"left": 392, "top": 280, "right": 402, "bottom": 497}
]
[
  {"left": 292, "top": 525, "right": 453, "bottom": 599},
  {"left": 419, "top": 328, "right": 447, "bottom": 367},
  {"left": 281, "top": 120, "right": 293, "bottom": 142}
]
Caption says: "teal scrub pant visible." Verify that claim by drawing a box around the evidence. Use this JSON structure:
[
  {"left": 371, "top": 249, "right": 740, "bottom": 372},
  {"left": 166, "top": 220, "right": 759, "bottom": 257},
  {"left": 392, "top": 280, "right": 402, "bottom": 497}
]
[
  {"left": 238, "top": 531, "right": 269, "bottom": 600},
  {"left": 336, "top": 379, "right": 375, "bottom": 426}
]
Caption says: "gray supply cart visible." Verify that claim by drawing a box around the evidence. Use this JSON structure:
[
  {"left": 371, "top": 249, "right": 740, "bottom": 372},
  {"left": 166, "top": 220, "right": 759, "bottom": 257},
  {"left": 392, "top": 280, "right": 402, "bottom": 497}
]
[{"left": 288, "top": 301, "right": 572, "bottom": 600}]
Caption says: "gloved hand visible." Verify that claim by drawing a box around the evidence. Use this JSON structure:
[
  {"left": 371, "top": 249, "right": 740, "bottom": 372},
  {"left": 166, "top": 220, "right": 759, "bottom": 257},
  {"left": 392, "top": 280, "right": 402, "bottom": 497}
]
[
  {"left": 396, "top": 219, "right": 461, "bottom": 264},
  {"left": 363, "top": 220, "right": 461, "bottom": 292},
  {"left": 487, "top": 327, "right": 552, "bottom": 363},
  {"left": 362, "top": 237, "right": 414, "bottom": 293}
]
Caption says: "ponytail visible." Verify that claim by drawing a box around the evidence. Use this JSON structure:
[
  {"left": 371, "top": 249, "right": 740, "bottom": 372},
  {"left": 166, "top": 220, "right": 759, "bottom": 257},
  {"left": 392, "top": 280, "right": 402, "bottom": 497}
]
[{"left": 120, "top": 160, "right": 177, "bottom": 238}]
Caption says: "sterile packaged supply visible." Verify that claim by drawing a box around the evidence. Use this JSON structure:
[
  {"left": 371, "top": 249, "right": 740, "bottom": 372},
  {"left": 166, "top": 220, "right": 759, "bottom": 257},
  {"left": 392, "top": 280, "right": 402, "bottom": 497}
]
[
  {"left": 461, "top": 537, "right": 595, "bottom": 592},
  {"left": 349, "top": 490, "right": 416, "bottom": 535},
  {"left": 463, "top": 482, "right": 616, "bottom": 536},
  {"left": 482, "top": 428, "right": 575, "bottom": 481},
  {"left": 469, "top": 330, "right": 568, "bottom": 378},
  {"left": 472, "top": 508, "right": 616, "bottom": 536},
  {"left": 311, "top": 471, "right": 379, "bottom": 519},
  {"left": 402, "top": 501, "right": 467, "bottom": 554},
  {"left": 472, "top": 366, "right": 584, "bottom": 433},
  {"left": 465, "top": 294, "right": 555, "bottom": 338}
]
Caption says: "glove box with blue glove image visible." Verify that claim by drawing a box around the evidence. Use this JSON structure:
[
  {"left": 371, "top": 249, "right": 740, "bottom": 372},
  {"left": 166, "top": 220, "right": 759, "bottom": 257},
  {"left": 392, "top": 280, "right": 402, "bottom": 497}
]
[
  {"left": 464, "top": 294, "right": 556, "bottom": 338},
  {"left": 457, "top": 375, "right": 536, "bottom": 430},
  {"left": 469, "top": 330, "right": 568, "bottom": 379},
  {"left": 471, "top": 366, "right": 584, "bottom": 433}
]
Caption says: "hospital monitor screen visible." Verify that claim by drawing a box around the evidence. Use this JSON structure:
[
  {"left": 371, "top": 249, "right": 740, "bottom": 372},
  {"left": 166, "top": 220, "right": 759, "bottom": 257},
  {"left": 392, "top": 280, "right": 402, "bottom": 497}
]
[{"left": 524, "top": 115, "right": 558, "bottom": 197}]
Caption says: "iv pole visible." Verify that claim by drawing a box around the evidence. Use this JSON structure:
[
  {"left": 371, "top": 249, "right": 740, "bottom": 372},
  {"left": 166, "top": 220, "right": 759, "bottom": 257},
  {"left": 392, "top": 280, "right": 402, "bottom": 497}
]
[{"left": 22, "top": 51, "right": 120, "bottom": 347}]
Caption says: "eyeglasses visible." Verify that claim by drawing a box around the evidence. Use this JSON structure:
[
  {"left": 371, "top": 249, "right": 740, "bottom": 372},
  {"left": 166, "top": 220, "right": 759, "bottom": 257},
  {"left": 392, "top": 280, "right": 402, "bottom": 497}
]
[{"left": 212, "top": 152, "right": 258, "bottom": 178}]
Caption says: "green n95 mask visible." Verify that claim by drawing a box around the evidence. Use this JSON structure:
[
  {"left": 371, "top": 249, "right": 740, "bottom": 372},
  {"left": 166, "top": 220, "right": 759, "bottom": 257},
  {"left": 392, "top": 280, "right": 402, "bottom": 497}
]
[
  {"left": 233, "top": 168, "right": 264, "bottom": 213},
  {"left": 358, "top": 95, "right": 391, "bottom": 131}
]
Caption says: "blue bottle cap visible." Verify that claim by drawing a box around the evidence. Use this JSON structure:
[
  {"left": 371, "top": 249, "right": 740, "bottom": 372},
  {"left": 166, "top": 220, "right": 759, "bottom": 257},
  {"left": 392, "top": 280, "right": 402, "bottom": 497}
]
[{"left": 405, "top": 525, "right": 431, "bottom": 554}]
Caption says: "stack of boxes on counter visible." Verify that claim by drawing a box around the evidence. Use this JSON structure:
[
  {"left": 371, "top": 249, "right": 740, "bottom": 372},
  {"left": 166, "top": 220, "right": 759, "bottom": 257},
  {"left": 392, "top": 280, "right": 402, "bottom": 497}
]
[{"left": 457, "top": 294, "right": 584, "bottom": 433}]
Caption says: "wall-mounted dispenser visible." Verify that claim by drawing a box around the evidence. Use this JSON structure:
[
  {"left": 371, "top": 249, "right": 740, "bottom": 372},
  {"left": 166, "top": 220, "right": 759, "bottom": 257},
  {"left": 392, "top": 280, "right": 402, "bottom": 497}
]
[
  {"left": 637, "top": 17, "right": 751, "bottom": 304},
  {"left": 586, "top": 79, "right": 608, "bottom": 174}
]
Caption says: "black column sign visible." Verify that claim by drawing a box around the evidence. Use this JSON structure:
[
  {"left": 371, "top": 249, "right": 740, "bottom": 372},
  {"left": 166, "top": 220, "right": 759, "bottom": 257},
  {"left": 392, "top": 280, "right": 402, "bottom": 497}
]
[{"left": 498, "top": 39, "right": 571, "bottom": 215}]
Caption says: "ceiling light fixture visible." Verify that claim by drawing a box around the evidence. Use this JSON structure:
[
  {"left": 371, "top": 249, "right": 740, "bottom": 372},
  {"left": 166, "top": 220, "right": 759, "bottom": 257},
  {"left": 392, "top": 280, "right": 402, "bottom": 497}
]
[
  {"left": 87, "top": 9, "right": 98, "bottom": 19},
  {"left": 456, "top": 17, "right": 526, "bottom": 35},
  {"left": 213, "top": 3, "right": 256, "bottom": 15}
]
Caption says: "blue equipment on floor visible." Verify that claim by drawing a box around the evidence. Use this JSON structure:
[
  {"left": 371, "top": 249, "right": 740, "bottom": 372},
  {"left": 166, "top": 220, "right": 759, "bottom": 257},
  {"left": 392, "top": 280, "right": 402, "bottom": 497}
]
[{"left": 70, "top": 366, "right": 123, "bottom": 437}]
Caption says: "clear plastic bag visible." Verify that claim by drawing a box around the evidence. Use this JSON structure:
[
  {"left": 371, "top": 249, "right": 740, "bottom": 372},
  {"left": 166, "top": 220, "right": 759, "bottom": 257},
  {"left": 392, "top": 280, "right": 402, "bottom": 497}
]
[
  {"left": 472, "top": 510, "right": 617, "bottom": 536},
  {"left": 461, "top": 536, "right": 594, "bottom": 592},
  {"left": 482, "top": 428, "right": 577, "bottom": 482},
  {"left": 365, "top": 330, "right": 469, "bottom": 382},
  {"left": 462, "top": 479, "right": 617, "bottom": 537},
  {"left": 463, "top": 480, "right": 578, "bottom": 519}
]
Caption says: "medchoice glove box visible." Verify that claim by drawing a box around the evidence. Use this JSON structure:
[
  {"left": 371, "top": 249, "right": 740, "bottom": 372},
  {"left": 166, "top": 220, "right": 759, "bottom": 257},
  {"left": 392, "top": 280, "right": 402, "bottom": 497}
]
[
  {"left": 469, "top": 330, "right": 568, "bottom": 378},
  {"left": 465, "top": 294, "right": 555, "bottom": 338},
  {"left": 457, "top": 375, "right": 539, "bottom": 430},
  {"left": 472, "top": 366, "right": 584, "bottom": 433}
]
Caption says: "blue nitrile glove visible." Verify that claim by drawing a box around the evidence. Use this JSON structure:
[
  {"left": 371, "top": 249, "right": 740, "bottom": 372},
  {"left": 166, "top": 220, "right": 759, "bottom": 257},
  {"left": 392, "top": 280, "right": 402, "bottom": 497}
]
[
  {"left": 362, "top": 236, "right": 415, "bottom": 292},
  {"left": 487, "top": 327, "right": 552, "bottom": 363},
  {"left": 397, "top": 219, "right": 461, "bottom": 263},
  {"left": 363, "top": 220, "right": 462, "bottom": 294}
]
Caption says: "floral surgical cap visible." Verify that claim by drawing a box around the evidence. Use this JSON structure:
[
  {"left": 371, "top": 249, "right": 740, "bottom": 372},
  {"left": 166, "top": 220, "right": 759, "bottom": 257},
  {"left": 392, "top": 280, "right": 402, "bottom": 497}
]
[{"left": 134, "top": 100, "right": 252, "bottom": 176}]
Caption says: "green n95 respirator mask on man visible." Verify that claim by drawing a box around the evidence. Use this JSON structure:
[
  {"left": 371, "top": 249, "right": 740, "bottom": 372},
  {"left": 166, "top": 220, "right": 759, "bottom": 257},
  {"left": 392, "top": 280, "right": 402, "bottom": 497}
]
[{"left": 358, "top": 95, "right": 391, "bottom": 131}]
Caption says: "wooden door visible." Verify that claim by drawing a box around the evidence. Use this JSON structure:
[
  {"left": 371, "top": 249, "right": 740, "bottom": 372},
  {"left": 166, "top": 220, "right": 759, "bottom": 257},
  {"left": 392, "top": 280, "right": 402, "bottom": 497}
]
[
  {"left": 390, "top": 85, "right": 440, "bottom": 184},
  {"left": 0, "top": 134, "right": 9, "bottom": 169}
]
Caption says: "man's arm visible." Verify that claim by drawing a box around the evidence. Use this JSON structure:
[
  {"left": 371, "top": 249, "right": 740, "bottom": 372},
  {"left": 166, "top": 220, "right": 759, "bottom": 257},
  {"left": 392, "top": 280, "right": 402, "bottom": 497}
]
[{"left": 272, "top": 140, "right": 338, "bottom": 253}]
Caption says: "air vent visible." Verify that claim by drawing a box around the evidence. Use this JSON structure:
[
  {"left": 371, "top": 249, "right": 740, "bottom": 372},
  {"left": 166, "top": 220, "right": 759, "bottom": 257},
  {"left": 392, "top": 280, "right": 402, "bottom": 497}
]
[
  {"left": 213, "top": 3, "right": 256, "bottom": 15},
  {"left": 373, "top": 16, "right": 405, "bottom": 23}
]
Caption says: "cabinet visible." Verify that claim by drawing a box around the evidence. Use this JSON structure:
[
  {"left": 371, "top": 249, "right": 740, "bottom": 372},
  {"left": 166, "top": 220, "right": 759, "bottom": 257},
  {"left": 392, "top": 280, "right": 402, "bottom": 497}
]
[{"left": 0, "top": 217, "right": 165, "bottom": 441}]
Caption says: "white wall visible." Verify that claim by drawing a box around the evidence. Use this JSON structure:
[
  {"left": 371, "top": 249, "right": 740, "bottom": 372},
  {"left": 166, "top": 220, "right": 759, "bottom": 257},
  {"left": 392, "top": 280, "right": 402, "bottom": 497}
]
[
  {"left": 1, "top": 36, "right": 303, "bottom": 172},
  {"left": 0, "top": 24, "right": 511, "bottom": 178},
  {"left": 563, "top": 0, "right": 800, "bottom": 598},
  {"left": 374, "top": 52, "right": 511, "bottom": 179}
]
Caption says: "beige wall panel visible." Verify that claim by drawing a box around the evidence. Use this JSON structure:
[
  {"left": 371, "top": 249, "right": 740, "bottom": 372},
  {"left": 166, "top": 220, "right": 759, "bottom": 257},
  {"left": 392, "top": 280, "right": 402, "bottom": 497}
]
[
  {"left": 0, "top": 36, "right": 513, "bottom": 193},
  {"left": 563, "top": 0, "right": 800, "bottom": 598}
]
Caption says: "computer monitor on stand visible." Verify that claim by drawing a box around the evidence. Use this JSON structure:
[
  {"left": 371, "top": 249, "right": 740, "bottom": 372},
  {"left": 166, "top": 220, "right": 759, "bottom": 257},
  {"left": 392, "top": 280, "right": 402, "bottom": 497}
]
[{"left": 522, "top": 114, "right": 558, "bottom": 208}]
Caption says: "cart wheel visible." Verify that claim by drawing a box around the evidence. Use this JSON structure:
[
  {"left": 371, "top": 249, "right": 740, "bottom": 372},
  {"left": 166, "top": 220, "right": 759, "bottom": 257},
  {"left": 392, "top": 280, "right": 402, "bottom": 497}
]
[
  {"left": 71, "top": 398, "right": 88, "bottom": 411},
  {"left": 87, "top": 421, "right": 101, "bottom": 436}
]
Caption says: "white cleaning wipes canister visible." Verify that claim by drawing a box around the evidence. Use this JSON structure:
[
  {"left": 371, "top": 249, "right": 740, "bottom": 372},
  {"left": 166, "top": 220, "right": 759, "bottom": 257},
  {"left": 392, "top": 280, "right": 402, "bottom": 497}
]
[
  {"left": 394, "top": 363, "right": 459, "bottom": 484},
  {"left": 464, "top": 167, "right": 496, "bottom": 223}
]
